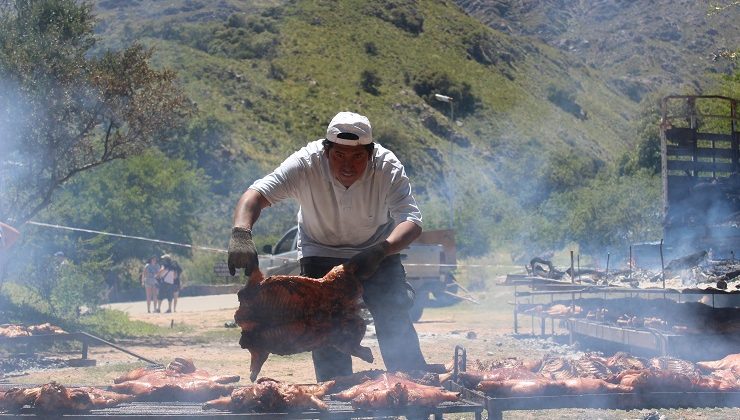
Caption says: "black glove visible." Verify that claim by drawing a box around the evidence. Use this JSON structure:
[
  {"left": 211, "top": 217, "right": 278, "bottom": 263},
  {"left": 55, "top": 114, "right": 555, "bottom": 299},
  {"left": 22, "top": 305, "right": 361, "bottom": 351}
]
[
  {"left": 348, "top": 242, "right": 389, "bottom": 280},
  {"left": 228, "top": 227, "right": 258, "bottom": 276}
]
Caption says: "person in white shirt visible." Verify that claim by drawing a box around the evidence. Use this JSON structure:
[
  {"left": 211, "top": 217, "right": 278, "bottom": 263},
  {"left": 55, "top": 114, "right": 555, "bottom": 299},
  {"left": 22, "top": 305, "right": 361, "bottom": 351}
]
[{"left": 228, "top": 111, "right": 427, "bottom": 381}]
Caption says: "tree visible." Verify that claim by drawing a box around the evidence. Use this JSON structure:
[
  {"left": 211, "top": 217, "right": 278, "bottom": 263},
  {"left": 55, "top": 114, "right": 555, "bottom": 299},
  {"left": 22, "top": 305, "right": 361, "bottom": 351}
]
[
  {"left": 619, "top": 94, "right": 663, "bottom": 175},
  {"left": 0, "top": 0, "right": 188, "bottom": 223},
  {"left": 539, "top": 170, "right": 662, "bottom": 257}
]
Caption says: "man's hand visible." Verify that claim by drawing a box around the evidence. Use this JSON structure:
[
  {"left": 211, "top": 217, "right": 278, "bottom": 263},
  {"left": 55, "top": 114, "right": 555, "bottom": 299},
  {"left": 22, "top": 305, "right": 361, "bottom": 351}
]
[
  {"left": 228, "top": 227, "right": 258, "bottom": 276},
  {"left": 348, "top": 242, "right": 389, "bottom": 280}
]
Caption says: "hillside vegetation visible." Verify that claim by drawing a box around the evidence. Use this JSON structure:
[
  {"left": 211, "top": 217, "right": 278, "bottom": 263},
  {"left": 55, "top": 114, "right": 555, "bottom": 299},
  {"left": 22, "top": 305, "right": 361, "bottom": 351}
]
[
  {"left": 455, "top": 0, "right": 739, "bottom": 102},
  {"left": 89, "top": 0, "right": 643, "bottom": 239}
]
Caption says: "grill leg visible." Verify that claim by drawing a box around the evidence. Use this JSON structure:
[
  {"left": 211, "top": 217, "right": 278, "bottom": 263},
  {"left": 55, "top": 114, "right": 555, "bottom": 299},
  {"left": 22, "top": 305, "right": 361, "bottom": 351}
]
[
  {"left": 540, "top": 316, "right": 546, "bottom": 336},
  {"left": 81, "top": 338, "right": 88, "bottom": 359}
]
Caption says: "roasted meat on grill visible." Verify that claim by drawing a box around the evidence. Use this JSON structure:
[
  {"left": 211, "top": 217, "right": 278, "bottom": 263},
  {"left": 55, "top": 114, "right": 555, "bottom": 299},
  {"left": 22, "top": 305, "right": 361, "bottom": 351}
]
[
  {"left": 617, "top": 368, "right": 699, "bottom": 392},
  {"left": 0, "top": 323, "right": 65, "bottom": 338},
  {"left": 332, "top": 372, "right": 459, "bottom": 409},
  {"left": 554, "top": 378, "right": 632, "bottom": 394},
  {"left": 697, "top": 353, "right": 740, "bottom": 372},
  {"left": 111, "top": 378, "right": 235, "bottom": 402},
  {"left": 113, "top": 358, "right": 240, "bottom": 384},
  {"left": 476, "top": 378, "right": 552, "bottom": 396},
  {"left": 203, "top": 378, "right": 335, "bottom": 412},
  {"left": 605, "top": 352, "right": 647, "bottom": 372},
  {"left": 458, "top": 368, "right": 540, "bottom": 389},
  {"left": 477, "top": 377, "right": 631, "bottom": 396},
  {"left": 235, "top": 264, "right": 372, "bottom": 381},
  {"left": 0, "top": 383, "right": 132, "bottom": 412},
  {"left": 111, "top": 358, "right": 239, "bottom": 402},
  {"left": 538, "top": 356, "right": 577, "bottom": 380}
]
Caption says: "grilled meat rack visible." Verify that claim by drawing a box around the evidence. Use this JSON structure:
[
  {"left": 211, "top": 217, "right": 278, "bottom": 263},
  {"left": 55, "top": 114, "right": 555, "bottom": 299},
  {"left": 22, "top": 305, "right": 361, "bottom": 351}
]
[
  {"left": 449, "top": 346, "right": 740, "bottom": 420},
  {"left": 0, "top": 384, "right": 483, "bottom": 419}
]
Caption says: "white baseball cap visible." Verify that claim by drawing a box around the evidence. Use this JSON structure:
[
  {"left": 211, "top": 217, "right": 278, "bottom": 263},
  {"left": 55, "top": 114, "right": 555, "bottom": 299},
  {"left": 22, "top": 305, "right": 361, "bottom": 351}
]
[{"left": 325, "top": 112, "right": 373, "bottom": 146}]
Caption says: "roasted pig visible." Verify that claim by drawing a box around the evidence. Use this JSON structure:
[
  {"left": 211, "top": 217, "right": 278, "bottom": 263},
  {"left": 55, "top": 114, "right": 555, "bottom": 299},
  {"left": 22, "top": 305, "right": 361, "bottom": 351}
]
[
  {"left": 111, "top": 358, "right": 239, "bottom": 402},
  {"left": 203, "top": 378, "right": 335, "bottom": 412},
  {"left": 235, "top": 264, "right": 372, "bottom": 381},
  {"left": 332, "top": 372, "right": 458, "bottom": 409},
  {"left": 0, "top": 383, "right": 132, "bottom": 412},
  {"left": 113, "top": 358, "right": 239, "bottom": 384},
  {"left": 697, "top": 353, "right": 740, "bottom": 372}
]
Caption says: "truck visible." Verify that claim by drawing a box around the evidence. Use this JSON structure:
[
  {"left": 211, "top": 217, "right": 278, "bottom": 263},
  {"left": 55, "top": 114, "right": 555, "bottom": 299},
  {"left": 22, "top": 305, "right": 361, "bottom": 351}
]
[
  {"left": 659, "top": 95, "right": 740, "bottom": 260},
  {"left": 257, "top": 226, "right": 462, "bottom": 321}
]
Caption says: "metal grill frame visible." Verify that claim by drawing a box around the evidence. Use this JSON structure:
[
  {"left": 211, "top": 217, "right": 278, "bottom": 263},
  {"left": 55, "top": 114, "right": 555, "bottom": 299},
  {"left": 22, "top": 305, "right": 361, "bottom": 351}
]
[
  {"left": 449, "top": 346, "right": 740, "bottom": 420},
  {"left": 446, "top": 380, "right": 740, "bottom": 420},
  {"left": 1, "top": 385, "right": 484, "bottom": 419}
]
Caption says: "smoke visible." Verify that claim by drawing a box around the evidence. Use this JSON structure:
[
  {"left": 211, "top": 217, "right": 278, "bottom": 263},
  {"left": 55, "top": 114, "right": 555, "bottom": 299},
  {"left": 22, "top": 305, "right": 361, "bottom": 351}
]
[{"left": 0, "top": 75, "right": 35, "bottom": 222}]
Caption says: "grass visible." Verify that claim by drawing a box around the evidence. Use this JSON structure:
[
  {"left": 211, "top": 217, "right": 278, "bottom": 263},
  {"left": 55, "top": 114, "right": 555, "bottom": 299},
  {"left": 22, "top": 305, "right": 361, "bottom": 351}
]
[{"left": 87, "top": 0, "right": 645, "bottom": 245}]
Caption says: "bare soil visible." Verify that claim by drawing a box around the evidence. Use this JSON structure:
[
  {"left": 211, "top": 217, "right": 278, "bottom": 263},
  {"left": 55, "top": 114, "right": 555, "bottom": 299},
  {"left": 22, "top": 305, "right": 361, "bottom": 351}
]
[{"left": 3, "top": 286, "right": 739, "bottom": 419}]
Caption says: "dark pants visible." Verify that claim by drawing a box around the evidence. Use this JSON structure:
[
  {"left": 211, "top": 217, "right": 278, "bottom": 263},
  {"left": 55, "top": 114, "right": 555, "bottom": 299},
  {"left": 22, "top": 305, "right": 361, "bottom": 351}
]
[{"left": 301, "top": 255, "right": 427, "bottom": 382}]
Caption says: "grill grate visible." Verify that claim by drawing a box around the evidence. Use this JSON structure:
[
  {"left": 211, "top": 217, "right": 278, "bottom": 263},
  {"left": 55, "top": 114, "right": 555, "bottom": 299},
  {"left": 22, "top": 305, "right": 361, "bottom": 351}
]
[
  {"left": 446, "top": 381, "right": 740, "bottom": 420},
  {"left": 1, "top": 387, "right": 483, "bottom": 419}
]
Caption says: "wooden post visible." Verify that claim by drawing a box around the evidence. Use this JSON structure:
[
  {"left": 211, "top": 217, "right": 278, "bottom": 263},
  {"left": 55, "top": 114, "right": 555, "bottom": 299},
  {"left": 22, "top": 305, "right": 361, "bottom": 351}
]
[{"left": 606, "top": 252, "right": 610, "bottom": 276}]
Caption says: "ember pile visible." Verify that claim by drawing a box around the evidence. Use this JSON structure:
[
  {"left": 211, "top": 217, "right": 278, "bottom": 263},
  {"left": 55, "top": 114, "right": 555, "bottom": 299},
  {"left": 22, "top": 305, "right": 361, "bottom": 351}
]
[
  {"left": 524, "top": 253, "right": 740, "bottom": 291},
  {"left": 454, "top": 352, "right": 740, "bottom": 397},
  {"left": 520, "top": 297, "right": 740, "bottom": 334},
  {"left": 0, "top": 323, "right": 66, "bottom": 338}
]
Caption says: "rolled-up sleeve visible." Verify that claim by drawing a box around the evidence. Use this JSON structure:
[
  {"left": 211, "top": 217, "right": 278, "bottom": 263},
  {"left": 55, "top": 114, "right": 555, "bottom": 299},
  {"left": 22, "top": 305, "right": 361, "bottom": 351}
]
[{"left": 249, "top": 154, "right": 303, "bottom": 205}]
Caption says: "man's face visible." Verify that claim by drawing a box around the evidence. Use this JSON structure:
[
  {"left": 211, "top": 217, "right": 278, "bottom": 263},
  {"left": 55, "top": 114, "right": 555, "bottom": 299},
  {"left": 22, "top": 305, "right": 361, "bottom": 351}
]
[{"left": 327, "top": 143, "right": 370, "bottom": 187}]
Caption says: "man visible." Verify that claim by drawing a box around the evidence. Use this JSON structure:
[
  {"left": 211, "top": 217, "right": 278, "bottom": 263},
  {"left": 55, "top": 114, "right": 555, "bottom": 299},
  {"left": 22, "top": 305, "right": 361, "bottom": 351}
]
[{"left": 227, "top": 111, "right": 428, "bottom": 381}]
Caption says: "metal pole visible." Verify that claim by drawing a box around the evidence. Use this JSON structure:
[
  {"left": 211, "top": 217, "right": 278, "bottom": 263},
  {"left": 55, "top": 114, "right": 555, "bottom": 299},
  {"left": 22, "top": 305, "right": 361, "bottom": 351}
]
[
  {"left": 434, "top": 93, "right": 455, "bottom": 230},
  {"left": 449, "top": 101, "right": 454, "bottom": 230},
  {"left": 570, "top": 250, "right": 575, "bottom": 283},
  {"left": 660, "top": 239, "right": 666, "bottom": 289}
]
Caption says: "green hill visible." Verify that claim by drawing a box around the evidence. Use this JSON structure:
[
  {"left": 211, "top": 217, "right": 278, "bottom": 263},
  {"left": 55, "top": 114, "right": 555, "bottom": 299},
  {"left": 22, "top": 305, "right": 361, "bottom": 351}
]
[
  {"left": 85, "top": 0, "right": 734, "bottom": 256},
  {"left": 454, "top": 0, "right": 739, "bottom": 102}
]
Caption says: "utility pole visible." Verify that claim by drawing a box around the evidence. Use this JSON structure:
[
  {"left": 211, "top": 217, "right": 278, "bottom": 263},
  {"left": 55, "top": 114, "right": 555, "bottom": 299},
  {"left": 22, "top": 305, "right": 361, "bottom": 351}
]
[{"left": 434, "top": 93, "right": 455, "bottom": 230}]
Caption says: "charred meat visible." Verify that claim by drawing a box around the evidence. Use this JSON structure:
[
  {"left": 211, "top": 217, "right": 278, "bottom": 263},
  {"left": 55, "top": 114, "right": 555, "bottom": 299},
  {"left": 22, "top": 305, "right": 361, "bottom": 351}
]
[
  {"left": 0, "top": 383, "right": 132, "bottom": 412},
  {"left": 332, "top": 372, "right": 458, "bottom": 409},
  {"left": 204, "top": 378, "right": 335, "bottom": 412},
  {"left": 111, "top": 358, "right": 239, "bottom": 402}
]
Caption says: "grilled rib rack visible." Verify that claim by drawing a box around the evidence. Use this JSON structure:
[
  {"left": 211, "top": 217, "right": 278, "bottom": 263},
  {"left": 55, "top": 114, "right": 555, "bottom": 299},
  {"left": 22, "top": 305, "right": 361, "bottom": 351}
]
[{"left": 449, "top": 346, "right": 740, "bottom": 420}]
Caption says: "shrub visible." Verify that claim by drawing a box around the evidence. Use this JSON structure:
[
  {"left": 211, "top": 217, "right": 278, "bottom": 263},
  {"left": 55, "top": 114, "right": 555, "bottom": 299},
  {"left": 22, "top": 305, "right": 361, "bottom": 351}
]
[
  {"left": 360, "top": 70, "right": 382, "bottom": 95},
  {"left": 412, "top": 71, "right": 479, "bottom": 117}
]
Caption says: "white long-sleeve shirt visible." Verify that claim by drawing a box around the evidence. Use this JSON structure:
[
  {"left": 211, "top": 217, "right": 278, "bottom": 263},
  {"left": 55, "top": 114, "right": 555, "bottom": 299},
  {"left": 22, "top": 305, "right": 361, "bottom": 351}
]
[{"left": 249, "top": 140, "right": 422, "bottom": 259}]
